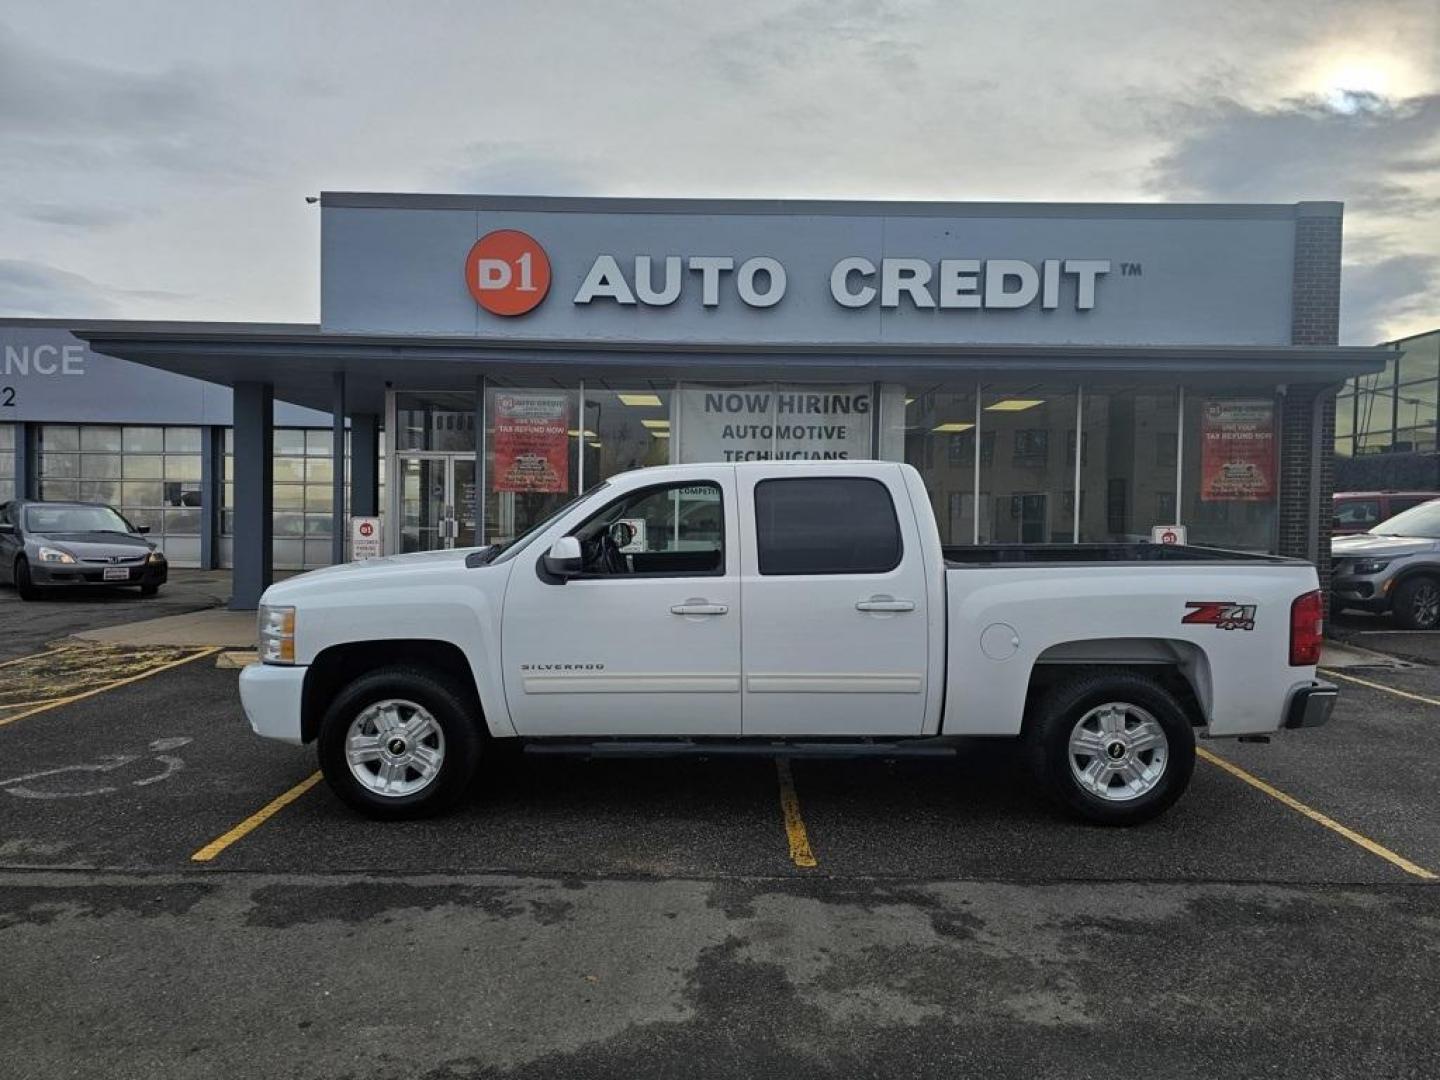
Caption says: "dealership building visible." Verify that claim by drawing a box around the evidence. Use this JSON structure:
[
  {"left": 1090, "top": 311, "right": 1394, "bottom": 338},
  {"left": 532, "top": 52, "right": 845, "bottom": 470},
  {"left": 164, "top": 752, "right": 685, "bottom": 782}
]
[{"left": 0, "top": 194, "right": 1386, "bottom": 607}]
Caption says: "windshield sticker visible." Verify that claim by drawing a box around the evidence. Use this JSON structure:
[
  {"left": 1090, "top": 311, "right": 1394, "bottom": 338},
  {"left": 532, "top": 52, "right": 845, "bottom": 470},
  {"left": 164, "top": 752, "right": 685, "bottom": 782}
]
[{"left": 1182, "top": 601, "right": 1256, "bottom": 631}]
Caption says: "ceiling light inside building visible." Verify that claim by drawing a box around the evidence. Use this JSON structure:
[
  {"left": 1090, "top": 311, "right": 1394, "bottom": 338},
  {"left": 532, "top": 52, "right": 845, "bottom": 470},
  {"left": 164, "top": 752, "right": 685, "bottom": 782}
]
[
  {"left": 641, "top": 418, "right": 670, "bottom": 429},
  {"left": 618, "top": 393, "right": 664, "bottom": 407},
  {"left": 566, "top": 429, "right": 597, "bottom": 437},
  {"left": 985, "top": 399, "right": 1044, "bottom": 412},
  {"left": 931, "top": 422, "right": 974, "bottom": 433},
  {"left": 651, "top": 430, "right": 671, "bottom": 439}
]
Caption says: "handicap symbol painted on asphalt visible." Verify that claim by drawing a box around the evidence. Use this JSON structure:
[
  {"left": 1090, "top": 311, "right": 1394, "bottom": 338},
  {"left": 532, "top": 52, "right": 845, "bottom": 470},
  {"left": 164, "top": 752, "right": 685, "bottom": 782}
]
[{"left": 0, "top": 737, "right": 193, "bottom": 799}]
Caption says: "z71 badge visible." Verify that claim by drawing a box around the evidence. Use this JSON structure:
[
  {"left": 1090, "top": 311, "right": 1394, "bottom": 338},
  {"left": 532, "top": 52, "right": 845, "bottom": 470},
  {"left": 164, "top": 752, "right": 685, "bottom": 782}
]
[{"left": 1182, "top": 601, "right": 1257, "bottom": 631}]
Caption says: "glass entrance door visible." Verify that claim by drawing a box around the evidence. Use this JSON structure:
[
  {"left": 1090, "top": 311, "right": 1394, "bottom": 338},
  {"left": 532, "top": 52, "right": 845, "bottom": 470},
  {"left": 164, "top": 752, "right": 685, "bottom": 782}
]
[{"left": 399, "top": 456, "right": 476, "bottom": 553}]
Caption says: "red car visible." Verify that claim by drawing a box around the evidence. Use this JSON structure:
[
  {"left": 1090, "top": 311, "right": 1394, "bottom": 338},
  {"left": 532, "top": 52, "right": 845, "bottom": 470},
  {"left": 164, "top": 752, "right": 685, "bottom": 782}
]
[{"left": 1333, "top": 491, "right": 1440, "bottom": 535}]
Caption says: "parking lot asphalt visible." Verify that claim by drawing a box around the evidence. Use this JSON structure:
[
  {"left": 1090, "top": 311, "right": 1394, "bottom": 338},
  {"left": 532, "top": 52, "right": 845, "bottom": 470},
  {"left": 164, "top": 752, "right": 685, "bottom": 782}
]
[
  {"left": 0, "top": 569, "right": 228, "bottom": 661},
  {"left": 1, "top": 597, "right": 1439, "bottom": 1078}
]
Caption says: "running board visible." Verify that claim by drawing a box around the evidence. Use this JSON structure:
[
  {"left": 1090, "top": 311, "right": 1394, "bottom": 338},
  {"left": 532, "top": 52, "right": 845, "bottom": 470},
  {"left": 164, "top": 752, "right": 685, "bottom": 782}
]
[{"left": 521, "top": 738, "right": 959, "bottom": 760}]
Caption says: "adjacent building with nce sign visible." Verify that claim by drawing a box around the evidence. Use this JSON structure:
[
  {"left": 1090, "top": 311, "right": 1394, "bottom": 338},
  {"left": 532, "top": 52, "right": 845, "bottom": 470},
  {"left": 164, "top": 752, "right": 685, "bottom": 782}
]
[{"left": 0, "top": 194, "right": 1387, "bottom": 607}]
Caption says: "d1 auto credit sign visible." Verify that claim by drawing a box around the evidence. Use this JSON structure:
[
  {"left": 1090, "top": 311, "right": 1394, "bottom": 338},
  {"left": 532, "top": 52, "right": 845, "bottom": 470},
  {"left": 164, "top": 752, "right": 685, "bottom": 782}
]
[
  {"left": 1200, "top": 399, "right": 1275, "bottom": 502},
  {"left": 493, "top": 391, "right": 569, "bottom": 493}
]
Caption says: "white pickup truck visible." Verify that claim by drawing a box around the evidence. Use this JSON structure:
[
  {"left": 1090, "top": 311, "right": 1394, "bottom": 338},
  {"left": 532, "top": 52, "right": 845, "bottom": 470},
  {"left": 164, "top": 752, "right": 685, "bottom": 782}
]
[{"left": 240, "top": 460, "right": 1335, "bottom": 825}]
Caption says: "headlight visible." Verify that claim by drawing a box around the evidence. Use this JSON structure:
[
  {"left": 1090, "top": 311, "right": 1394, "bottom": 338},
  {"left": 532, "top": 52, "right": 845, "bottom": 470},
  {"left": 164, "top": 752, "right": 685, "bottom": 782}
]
[
  {"left": 148, "top": 550, "right": 166, "bottom": 564},
  {"left": 258, "top": 604, "right": 297, "bottom": 665},
  {"left": 1351, "top": 560, "right": 1391, "bottom": 575},
  {"left": 37, "top": 546, "right": 76, "bottom": 564}
]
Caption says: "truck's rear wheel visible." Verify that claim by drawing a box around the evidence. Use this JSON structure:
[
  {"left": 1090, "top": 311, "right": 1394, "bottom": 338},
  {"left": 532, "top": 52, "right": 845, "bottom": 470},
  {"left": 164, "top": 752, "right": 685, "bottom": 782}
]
[
  {"left": 1026, "top": 671, "right": 1195, "bottom": 826},
  {"left": 317, "top": 666, "right": 482, "bottom": 820}
]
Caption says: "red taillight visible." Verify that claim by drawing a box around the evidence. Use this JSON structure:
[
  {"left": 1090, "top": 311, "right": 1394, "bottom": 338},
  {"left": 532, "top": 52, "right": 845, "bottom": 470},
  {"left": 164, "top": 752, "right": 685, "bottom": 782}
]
[{"left": 1290, "top": 590, "right": 1324, "bottom": 666}]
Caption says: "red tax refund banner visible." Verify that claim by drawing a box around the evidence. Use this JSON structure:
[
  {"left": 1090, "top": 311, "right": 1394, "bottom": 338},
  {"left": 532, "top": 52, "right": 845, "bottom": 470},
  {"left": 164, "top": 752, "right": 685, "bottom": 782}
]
[
  {"left": 492, "top": 391, "right": 570, "bottom": 493},
  {"left": 1199, "top": 399, "right": 1275, "bottom": 502}
]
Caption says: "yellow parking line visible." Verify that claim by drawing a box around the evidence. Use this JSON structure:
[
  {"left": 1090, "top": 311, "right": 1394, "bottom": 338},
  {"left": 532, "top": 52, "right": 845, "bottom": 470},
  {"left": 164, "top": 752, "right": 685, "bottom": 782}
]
[
  {"left": 0, "top": 647, "right": 221, "bottom": 728},
  {"left": 1197, "top": 746, "right": 1437, "bottom": 881},
  {"left": 191, "top": 771, "right": 323, "bottom": 862},
  {"left": 1320, "top": 668, "right": 1440, "bottom": 708},
  {"left": 775, "top": 758, "right": 817, "bottom": 868}
]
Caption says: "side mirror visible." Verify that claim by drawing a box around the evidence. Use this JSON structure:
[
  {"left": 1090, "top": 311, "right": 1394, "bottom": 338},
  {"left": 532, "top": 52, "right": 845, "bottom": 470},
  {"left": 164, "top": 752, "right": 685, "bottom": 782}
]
[
  {"left": 543, "top": 536, "right": 583, "bottom": 578},
  {"left": 135, "top": 525, "right": 151, "bottom": 535}
]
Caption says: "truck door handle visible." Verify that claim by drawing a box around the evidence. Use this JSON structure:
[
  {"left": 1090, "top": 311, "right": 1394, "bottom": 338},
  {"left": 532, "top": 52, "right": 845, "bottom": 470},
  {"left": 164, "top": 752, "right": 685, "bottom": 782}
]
[
  {"left": 670, "top": 603, "right": 729, "bottom": 615},
  {"left": 856, "top": 598, "right": 915, "bottom": 613}
]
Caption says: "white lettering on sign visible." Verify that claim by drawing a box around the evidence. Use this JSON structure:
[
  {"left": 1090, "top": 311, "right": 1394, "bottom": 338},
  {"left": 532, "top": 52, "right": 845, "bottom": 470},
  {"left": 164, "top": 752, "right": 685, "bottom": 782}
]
[
  {"left": 575, "top": 255, "right": 789, "bottom": 308},
  {"left": 571, "top": 255, "right": 1111, "bottom": 311},
  {"left": 3, "top": 344, "right": 86, "bottom": 376}
]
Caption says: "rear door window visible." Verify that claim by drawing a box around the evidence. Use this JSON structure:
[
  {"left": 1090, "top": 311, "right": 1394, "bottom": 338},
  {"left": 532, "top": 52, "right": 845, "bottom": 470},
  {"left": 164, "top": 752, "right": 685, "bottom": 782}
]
[{"left": 754, "top": 477, "right": 902, "bottom": 575}]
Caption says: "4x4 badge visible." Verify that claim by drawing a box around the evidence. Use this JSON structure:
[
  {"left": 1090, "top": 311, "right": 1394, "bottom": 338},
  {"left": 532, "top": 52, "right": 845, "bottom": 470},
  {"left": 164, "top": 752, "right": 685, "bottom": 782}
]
[{"left": 1182, "top": 601, "right": 1256, "bottom": 632}]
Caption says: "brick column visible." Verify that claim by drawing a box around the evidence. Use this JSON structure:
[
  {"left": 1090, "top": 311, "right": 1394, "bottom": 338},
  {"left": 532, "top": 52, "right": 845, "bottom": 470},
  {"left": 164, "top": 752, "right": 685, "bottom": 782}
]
[{"left": 1281, "top": 202, "right": 1343, "bottom": 609}]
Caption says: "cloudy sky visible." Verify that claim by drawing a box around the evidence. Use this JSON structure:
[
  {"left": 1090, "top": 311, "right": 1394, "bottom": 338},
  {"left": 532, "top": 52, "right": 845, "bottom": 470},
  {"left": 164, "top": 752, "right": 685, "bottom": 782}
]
[{"left": 1, "top": 0, "right": 1437, "bottom": 343}]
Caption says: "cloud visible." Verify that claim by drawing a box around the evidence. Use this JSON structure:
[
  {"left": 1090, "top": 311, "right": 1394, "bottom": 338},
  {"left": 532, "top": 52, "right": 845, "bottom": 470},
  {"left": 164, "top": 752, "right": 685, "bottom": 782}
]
[
  {"left": 1148, "top": 91, "right": 1440, "bottom": 341},
  {"left": 0, "top": 259, "right": 186, "bottom": 318},
  {"left": 1149, "top": 92, "right": 1440, "bottom": 212},
  {"left": 1341, "top": 255, "right": 1440, "bottom": 344},
  {"left": 0, "top": 21, "right": 253, "bottom": 182},
  {"left": 442, "top": 142, "right": 608, "bottom": 196},
  {"left": 18, "top": 203, "right": 141, "bottom": 229},
  {"left": 0, "top": 22, "right": 210, "bottom": 137}
]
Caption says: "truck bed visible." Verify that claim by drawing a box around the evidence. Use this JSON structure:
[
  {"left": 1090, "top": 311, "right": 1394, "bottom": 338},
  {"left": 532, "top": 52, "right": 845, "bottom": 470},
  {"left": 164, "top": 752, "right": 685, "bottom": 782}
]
[{"left": 943, "top": 543, "right": 1303, "bottom": 567}]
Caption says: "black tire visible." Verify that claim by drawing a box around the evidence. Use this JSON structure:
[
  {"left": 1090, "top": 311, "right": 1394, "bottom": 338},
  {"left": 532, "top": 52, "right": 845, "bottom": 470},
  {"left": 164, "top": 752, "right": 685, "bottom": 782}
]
[
  {"left": 1025, "top": 670, "right": 1196, "bottom": 826},
  {"left": 14, "top": 557, "right": 39, "bottom": 602},
  {"left": 1392, "top": 576, "right": 1440, "bottom": 630},
  {"left": 317, "top": 665, "right": 482, "bottom": 820},
  {"left": 139, "top": 583, "right": 160, "bottom": 597}
]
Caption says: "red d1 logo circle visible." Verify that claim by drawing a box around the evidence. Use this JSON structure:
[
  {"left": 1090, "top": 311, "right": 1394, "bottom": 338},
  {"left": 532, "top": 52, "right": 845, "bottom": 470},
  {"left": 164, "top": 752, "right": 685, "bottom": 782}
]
[{"left": 465, "top": 230, "right": 551, "bottom": 316}]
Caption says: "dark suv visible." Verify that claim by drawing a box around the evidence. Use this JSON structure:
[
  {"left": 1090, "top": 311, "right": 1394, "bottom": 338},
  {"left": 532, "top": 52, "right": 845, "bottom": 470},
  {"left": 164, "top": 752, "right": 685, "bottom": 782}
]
[{"left": 0, "top": 500, "right": 168, "bottom": 601}]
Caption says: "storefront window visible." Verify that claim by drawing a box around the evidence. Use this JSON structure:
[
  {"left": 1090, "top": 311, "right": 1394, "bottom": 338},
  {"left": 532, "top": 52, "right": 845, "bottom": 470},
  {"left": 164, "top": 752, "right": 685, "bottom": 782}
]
[
  {"left": 1179, "top": 393, "right": 1278, "bottom": 551},
  {"left": 675, "top": 384, "right": 874, "bottom": 463},
  {"left": 223, "top": 426, "right": 351, "bottom": 570},
  {"left": 1078, "top": 387, "right": 1180, "bottom": 542},
  {"left": 38, "top": 424, "right": 202, "bottom": 564},
  {"left": 395, "top": 391, "right": 477, "bottom": 453},
  {"left": 0, "top": 422, "right": 14, "bottom": 503},
  {"left": 483, "top": 386, "right": 580, "bottom": 546},
  {"left": 978, "top": 384, "right": 1079, "bottom": 544},
  {"left": 580, "top": 386, "right": 672, "bottom": 489},
  {"left": 897, "top": 385, "right": 977, "bottom": 547}
]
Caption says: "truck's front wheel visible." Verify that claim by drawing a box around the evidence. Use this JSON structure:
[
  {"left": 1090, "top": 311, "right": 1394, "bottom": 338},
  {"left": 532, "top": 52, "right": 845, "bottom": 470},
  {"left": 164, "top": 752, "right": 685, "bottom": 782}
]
[
  {"left": 317, "top": 666, "right": 482, "bottom": 820},
  {"left": 1026, "top": 671, "right": 1195, "bottom": 826}
]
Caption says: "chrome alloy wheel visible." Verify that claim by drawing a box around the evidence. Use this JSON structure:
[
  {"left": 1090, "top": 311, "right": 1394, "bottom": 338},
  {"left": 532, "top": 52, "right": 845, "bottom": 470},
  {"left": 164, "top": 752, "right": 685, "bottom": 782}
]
[
  {"left": 1067, "top": 702, "right": 1169, "bottom": 803},
  {"left": 345, "top": 699, "right": 447, "bottom": 798},
  {"left": 1410, "top": 581, "right": 1440, "bottom": 627}
]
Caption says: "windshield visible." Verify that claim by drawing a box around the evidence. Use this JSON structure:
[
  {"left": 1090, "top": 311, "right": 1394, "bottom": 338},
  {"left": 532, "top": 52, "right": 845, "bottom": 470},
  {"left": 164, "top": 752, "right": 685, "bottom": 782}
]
[
  {"left": 1370, "top": 499, "right": 1440, "bottom": 539},
  {"left": 25, "top": 504, "right": 135, "bottom": 534},
  {"left": 487, "top": 484, "right": 608, "bottom": 565}
]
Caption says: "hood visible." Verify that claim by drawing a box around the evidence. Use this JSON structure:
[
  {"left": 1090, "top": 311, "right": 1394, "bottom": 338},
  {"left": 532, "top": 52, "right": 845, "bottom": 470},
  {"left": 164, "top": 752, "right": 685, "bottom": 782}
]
[
  {"left": 260, "top": 545, "right": 493, "bottom": 601},
  {"left": 33, "top": 531, "right": 154, "bottom": 558},
  {"left": 1331, "top": 533, "right": 1439, "bottom": 559}
]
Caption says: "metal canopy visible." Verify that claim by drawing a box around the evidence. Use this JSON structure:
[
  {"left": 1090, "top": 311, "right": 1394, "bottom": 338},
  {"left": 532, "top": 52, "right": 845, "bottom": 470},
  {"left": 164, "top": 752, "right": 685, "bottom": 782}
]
[{"left": 72, "top": 321, "right": 1390, "bottom": 416}]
